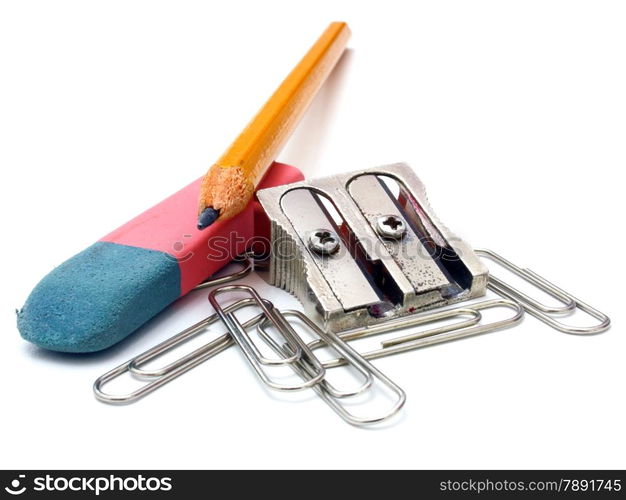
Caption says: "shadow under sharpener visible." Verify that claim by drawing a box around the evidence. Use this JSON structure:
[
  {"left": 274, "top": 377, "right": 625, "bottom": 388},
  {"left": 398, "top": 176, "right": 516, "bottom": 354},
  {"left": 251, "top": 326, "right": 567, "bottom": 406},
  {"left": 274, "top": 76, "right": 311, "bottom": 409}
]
[{"left": 256, "top": 163, "right": 488, "bottom": 333}]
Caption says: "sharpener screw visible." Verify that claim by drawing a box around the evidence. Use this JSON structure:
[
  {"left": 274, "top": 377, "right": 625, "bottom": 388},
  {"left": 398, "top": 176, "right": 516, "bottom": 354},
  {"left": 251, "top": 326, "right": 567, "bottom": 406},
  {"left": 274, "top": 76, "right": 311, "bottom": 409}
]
[
  {"left": 376, "top": 215, "right": 406, "bottom": 240},
  {"left": 308, "top": 229, "right": 340, "bottom": 255}
]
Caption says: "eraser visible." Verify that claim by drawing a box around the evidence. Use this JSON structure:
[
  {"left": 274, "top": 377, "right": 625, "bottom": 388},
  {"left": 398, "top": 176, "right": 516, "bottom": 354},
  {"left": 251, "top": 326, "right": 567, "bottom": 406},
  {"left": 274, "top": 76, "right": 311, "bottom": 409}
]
[{"left": 17, "top": 162, "right": 303, "bottom": 353}]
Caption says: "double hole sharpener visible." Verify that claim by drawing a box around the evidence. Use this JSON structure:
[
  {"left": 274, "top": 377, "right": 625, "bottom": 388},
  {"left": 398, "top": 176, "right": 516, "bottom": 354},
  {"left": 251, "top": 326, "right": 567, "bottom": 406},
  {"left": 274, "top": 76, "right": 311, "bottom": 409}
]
[{"left": 257, "top": 163, "right": 488, "bottom": 332}]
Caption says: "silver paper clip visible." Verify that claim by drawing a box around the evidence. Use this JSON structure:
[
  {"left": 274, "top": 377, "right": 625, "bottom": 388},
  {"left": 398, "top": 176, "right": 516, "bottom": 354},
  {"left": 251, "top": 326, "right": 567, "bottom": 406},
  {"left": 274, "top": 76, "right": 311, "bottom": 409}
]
[
  {"left": 476, "top": 249, "right": 610, "bottom": 335},
  {"left": 93, "top": 298, "right": 264, "bottom": 404},
  {"left": 194, "top": 253, "right": 254, "bottom": 290},
  {"left": 307, "top": 307, "right": 483, "bottom": 351},
  {"left": 94, "top": 255, "right": 260, "bottom": 403},
  {"left": 310, "top": 299, "right": 524, "bottom": 368},
  {"left": 208, "top": 284, "right": 326, "bottom": 391},
  {"left": 258, "top": 310, "right": 406, "bottom": 425}
]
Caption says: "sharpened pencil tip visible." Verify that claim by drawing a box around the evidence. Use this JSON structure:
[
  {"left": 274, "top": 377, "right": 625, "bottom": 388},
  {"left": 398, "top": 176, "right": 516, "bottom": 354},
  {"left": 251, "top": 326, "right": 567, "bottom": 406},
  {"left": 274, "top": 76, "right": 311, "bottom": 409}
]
[{"left": 197, "top": 207, "right": 220, "bottom": 230}]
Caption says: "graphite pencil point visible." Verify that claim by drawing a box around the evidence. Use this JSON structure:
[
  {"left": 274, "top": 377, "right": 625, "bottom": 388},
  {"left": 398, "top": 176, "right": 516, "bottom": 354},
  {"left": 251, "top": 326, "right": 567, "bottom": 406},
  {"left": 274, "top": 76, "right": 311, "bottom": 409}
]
[{"left": 197, "top": 207, "right": 220, "bottom": 230}]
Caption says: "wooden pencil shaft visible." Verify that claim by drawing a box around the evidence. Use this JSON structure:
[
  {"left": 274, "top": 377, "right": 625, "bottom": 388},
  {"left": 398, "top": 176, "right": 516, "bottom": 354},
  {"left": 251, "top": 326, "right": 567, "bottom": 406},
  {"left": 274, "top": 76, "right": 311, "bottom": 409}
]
[
  {"left": 218, "top": 21, "right": 350, "bottom": 182},
  {"left": 198, "top": 22, "right": 350, "bottom": 223}
]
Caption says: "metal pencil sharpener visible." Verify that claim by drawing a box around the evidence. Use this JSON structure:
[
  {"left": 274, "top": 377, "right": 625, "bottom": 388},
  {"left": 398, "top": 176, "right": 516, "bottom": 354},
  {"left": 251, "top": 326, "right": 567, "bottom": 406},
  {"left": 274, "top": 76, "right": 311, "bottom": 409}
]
[{"left": 257, "top": 163, "right": 488, "bottom": 332}]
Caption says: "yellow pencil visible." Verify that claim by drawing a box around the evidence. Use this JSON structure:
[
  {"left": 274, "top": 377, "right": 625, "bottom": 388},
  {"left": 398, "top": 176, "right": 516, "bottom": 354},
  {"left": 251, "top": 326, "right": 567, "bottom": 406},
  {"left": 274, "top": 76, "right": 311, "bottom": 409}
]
[{"left": 197, "top": 21, "right": 351, "bottom": 229}]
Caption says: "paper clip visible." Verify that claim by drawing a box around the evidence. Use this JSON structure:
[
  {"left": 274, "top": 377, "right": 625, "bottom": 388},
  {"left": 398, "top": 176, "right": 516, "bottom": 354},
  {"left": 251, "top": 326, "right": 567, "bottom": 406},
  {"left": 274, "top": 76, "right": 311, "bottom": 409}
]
[
  {"left": 93, "top": 298, "right": 265, "bottom": 404},
  {"left": 94, "top": 253, "right": 262, "bottom": 403},
  {"left": 208, "top": 284, "right": 326, "bottom": 391},
  {"left": 312, "top": 299, "right": 524, "bottom": 368},
  {"left": 194, "top": 253, "right": 254, "bottom": 290},
  {"left": 258, "top": 311, "right": 373, "bottom": 398},
  {"left": 258, "top": 311, "right": 371, "bottom": 398},
  {"left": 476, "top": 249, "right": 610, "bottom": 335},
  {"left": 257, "top": 310, "right": 406, "bottom": 426},
  {"left": 307, "top": 307, "right": 483, "bottom": 351}
]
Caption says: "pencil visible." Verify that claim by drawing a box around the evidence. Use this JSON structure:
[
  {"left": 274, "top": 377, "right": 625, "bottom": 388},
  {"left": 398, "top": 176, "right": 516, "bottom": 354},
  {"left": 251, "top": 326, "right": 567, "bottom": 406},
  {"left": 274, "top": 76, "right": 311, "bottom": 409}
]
[{"left": 197, "top": 21, "right": 351, "bottom": 229}]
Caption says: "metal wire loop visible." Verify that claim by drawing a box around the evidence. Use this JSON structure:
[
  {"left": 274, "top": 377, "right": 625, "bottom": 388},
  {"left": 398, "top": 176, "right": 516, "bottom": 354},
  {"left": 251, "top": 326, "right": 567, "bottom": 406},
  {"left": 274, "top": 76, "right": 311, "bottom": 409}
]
[
  {"left": 208, "top": 285, "right": 326, "bottom": 391},
  {"left": 476, "top": 248, "right": 575, "bottom": 314},
  {"left": 477, "top": 249, "right": 610, "bottom": 335},
  {"left": 307, "top": 307, "right": 482, "bottom": 351},
  {"left": 259, "top": 310, "right": 406, "bottom": 426},
  {"left": 194, "top": 253, "right": 254, "bottom": 291},
  {"left": 312, "top": 299, "right": 524, "bottom": 368},
  {"left": 258, "top": 312, "right": 373, "bottom": 398},
  {"left": 93, "top": 299, "right": 266, "bottom": 404}
]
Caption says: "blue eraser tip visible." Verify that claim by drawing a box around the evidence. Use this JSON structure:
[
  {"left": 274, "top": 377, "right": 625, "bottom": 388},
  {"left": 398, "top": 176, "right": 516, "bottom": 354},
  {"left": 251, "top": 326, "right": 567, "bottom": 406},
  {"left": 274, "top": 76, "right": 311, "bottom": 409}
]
[{"left": 17, "top": 242, "right": 180, "bottom": 353}]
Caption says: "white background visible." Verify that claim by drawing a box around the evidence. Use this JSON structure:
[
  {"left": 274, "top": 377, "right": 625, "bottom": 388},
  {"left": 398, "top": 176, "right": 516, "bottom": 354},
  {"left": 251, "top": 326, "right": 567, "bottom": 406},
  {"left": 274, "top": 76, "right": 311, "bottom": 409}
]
[{"left": 1, "top": 0, "right": 624, "bottom": 469}]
